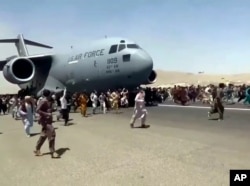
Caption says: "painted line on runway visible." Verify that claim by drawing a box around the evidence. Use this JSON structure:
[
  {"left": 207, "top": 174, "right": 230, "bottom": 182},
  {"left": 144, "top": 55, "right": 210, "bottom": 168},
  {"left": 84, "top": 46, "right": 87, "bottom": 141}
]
[{"left": 158, "top": 104, "right": 250, "bottom": 111}]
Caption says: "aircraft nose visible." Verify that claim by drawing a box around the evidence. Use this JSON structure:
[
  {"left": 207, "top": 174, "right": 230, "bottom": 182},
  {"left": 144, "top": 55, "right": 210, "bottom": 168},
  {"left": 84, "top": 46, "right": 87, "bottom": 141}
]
[{"left": 133, "top": 50, "right": 153, "bottom": 72}]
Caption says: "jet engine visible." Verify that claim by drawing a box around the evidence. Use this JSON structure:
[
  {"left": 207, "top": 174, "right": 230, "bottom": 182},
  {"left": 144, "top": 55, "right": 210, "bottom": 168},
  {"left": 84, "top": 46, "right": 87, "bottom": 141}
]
[
  {"left": 146, "top": 70, "right": 157, "bottom": 84},
  {"left": 3, "top": 57, "right": 35, "bottom": 84}
]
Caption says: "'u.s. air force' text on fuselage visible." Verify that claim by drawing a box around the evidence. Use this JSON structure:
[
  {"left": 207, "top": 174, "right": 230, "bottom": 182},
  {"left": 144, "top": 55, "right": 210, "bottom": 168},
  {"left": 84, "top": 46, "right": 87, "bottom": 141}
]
[
  {"left": 67, "top": 48, "right": 120, "bottom": 74},
  {"left": 67, "top": 49, "right": 105, "bottom": 62}
]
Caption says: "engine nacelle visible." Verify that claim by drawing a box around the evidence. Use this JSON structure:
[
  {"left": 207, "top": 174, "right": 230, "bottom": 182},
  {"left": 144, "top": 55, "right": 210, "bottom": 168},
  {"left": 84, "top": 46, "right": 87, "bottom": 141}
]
[
  {"left": 146, "top": 70, "right": 157, "bottom": 84},
  {"left": 3, "top": 57, "right": 35, "bottom": 84}
]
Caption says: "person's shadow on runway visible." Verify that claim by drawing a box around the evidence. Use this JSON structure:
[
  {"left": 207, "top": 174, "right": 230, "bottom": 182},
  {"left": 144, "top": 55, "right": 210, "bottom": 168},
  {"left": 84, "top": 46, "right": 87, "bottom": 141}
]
[
  {"left": 30, "top": 132, "right": 40, "bottom": 137},
  {"left": 43, "top": 147, "right": 70, "bottom": 158},
  {"left": 56, "top": 147, "right": 70, "bottom": 157},
  {"left": 132, "top": 125, "right": 150, "bottom": 129}
]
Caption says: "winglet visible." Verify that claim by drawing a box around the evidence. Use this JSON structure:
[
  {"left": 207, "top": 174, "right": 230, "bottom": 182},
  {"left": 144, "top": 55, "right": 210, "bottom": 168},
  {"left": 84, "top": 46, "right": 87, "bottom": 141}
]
[{"left": 0, "top": 34, "right": 53, "bottom": 57}]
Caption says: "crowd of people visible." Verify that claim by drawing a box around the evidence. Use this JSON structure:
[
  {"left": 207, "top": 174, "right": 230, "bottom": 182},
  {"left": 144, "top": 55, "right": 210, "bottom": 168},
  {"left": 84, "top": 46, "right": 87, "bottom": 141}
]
[
  {"left": 0, "top": 83, "right": 249, "bottom": 117},
  {"left": 0, "top": 87, "right": 152, "bottom": 158},
  {"left": 0, "top": 83, "right": 250, "bottom": 118},
  {"left": 1, "top": 83, "right": 250, "bottom": 157}
]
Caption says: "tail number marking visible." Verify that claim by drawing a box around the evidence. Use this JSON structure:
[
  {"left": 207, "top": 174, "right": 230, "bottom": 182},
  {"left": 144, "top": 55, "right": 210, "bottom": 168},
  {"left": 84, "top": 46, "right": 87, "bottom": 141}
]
[{"left": 106, "top": 57, "right": 120, "bottom": 74}]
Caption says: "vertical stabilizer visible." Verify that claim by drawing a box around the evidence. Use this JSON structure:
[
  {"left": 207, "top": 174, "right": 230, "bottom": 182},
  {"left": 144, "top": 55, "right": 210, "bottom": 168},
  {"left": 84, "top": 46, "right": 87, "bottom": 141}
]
[{"left": 15, "top": 34, "right": 29, "bottom": 56}]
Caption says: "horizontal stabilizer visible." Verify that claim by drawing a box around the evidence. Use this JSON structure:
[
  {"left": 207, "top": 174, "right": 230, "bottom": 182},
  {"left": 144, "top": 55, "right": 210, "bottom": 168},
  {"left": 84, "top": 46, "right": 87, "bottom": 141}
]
[
  {"left": 0, "top": 38, "right": 53, "bottom": 49},
  {"left": 0, "top": 39, "right": 17, "bottom": 43},
  {"left": 24, "top": 39, "right": 53, "bottom": 49}
]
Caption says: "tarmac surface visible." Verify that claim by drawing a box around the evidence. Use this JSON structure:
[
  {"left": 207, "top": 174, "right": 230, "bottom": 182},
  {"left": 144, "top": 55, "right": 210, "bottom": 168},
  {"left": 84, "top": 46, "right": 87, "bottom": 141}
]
[{"left": 0, "top": 103, "right": 250, "bottom": 186}]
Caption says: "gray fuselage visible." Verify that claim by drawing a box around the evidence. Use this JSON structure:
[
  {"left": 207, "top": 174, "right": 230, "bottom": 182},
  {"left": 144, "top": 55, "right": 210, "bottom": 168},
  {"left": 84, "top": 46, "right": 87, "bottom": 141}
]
[{"left": 20, "top": 37, "right": 154, "bottom": 95}]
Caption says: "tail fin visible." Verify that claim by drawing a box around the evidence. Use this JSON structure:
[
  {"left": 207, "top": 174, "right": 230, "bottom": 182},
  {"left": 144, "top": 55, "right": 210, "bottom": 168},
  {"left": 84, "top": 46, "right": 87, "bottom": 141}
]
[{"left": 0, "top": 34, "right": 53, "bottom": 57}]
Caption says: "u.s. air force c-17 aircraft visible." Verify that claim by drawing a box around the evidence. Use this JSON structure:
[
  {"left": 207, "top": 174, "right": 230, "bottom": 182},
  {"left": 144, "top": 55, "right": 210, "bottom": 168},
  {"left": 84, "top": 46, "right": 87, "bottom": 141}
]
[{"left": 0, "top": 34, "right": 157, "bottom": 96}]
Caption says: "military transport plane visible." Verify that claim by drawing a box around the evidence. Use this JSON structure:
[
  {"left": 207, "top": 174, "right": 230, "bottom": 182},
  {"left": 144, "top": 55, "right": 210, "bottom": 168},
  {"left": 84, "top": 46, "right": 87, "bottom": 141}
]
[{"left": 0, "top": 34, "right": 156, "bottom": 96}]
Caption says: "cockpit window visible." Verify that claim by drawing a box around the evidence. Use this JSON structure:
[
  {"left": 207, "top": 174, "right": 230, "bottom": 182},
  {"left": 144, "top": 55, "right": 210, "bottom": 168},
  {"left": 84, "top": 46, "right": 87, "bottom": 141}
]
[
  {"left": 123, "top": 54, "right": 130, "bottom": 62},
  {"left": 127, "top": 44, "right": 140, "bottom": 49},
  {"left": 118, "top": 44, "right": 126, "bottom": 52},
  {"left": 109, "top": 45, "right": 118, "bottom": 54}
]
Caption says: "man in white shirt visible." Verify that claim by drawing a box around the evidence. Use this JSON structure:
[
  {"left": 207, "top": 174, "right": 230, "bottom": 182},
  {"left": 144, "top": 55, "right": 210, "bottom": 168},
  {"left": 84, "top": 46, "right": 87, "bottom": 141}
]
[
  {"left": 120, "top": 88, "right": 129, "bottom": 107},
  {"left": 98, "top": 92, "right": 106, "bottom": 114},
  {"left": 90, "top": 91, "right": 98, "bottom": 114},
  {"left": 60, "top": 88, "right": 69, "bottom": 126},
  {"left": 9, "top": 96, "right": 17, "bottom": 118},
  {"left": 130, "top": 89, "right": 150, "bottom": 128}
]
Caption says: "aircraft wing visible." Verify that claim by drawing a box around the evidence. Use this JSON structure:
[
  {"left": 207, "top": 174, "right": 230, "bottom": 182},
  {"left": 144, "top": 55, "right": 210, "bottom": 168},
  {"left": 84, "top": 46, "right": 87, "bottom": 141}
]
[{"left": 0, "top": 54, "right": 53, "bottom": 71}]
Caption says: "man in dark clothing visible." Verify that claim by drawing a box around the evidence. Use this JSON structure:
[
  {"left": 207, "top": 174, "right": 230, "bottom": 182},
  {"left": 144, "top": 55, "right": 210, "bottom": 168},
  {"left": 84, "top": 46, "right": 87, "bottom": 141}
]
[
  {"left": 238, "top": 85, "right": 246, "bottom": 102},
  {"left": 208, "top": 83, "right": 225, "bottom": 121},
  {"left": 34, "top": 89, "right": 58, "bottom": 158}
]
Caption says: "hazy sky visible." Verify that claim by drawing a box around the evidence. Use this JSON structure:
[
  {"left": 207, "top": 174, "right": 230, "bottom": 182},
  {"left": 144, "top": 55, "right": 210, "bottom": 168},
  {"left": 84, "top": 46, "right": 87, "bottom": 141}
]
[{"left": 0, "top": 0, "right": 250, "bottom": 74}]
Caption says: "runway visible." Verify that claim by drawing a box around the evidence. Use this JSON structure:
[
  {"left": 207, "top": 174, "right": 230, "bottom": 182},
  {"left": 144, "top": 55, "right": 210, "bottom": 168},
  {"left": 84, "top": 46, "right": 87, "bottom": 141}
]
[
  {"left": 0, "top": 105, "right": 249, "bottom": 186},
  {"left": 120, "top": 104, "right": 250, "bottom": 151}
]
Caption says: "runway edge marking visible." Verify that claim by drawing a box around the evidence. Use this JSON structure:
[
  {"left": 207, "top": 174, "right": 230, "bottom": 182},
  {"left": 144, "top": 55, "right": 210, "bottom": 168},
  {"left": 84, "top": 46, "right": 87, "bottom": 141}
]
[{"left": 158, "top": 104, "right": 250, "bottom": 111}]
